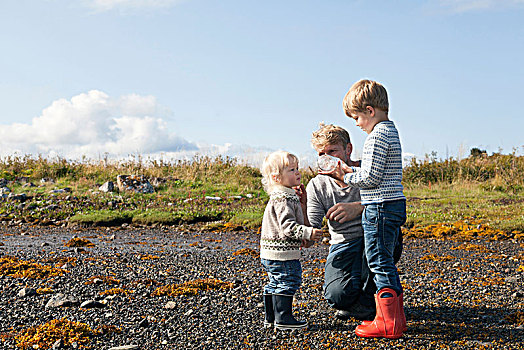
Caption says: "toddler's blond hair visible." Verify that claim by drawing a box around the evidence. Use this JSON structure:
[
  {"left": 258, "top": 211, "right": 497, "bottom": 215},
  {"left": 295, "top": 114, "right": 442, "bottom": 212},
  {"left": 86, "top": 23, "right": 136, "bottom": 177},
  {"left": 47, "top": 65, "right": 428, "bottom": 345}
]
[{"left": 261, "top": 151, "right": 299, "bottom": 192}]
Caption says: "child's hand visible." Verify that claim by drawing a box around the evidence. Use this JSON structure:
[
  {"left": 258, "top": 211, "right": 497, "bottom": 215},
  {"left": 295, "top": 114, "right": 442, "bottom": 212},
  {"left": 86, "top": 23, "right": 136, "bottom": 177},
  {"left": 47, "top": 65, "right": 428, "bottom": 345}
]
[
  {"left": 318, "top": 160, "right": 352, "bottom": 182},
  {"left": 300, "top": 239, "right": 314, "bottom": 249},
  {"left": 293, "top": 184, "right": 307, "bottom": 207},
  {"left": 310, "top": 228, "right": 323, "bottom": 242}
]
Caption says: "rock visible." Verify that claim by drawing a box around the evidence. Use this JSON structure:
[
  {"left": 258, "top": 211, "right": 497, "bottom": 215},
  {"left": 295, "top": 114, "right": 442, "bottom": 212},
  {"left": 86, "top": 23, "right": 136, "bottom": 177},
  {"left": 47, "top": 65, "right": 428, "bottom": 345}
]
[
  {"left": 184, "top": 309, "right": 194, "bottom": 317},
  {"left": 511, "top": 291, "right": 523, "bottom": 298},
  {"left": 52, "top": 339, "right": 64, "bottom": 349},
  {"left": 45, "top": 293, "right": 80, "bottom": 308},
  {"left": 80, "top": 300, "right": 106, "bottom": 308},
  {"left": 205, "top": 196, "right": 222, "bottom": 201},
  {"left": 99, "top": 181, "right": 114, "bottom": 193},
  {"left": 149, "top": 177, "right": 167, "bottom": 188},
  {"left": 116, "top": 175, "right": 154, "bottom": 194},
  {"left": 8, "top": 193, "right": 27, "bottom": 202},
  {"left": 164, "top": 301, "right": 177, "bottom": 309},
  {"left": 49, "top": 188, "right": 70, "bottom": 194},
  {"left": 138, "top": 318, "right": 150, "bottom": 328},
  {"left": 108, "top": 346, "right": 139, "bottom": 350},
  {"left": 0, "top": 187, "right": 11, "bottom": 195},
  {"left": 18, "top": 287, "right": 37, "bottom": 297}
]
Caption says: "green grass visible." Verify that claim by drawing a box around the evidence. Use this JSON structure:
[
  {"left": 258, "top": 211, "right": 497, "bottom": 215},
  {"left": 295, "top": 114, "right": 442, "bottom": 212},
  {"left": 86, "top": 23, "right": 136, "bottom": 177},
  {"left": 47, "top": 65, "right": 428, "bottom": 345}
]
[
  {"left": 69, "top": 210, "right": 133, "bottom": 226},
  {"left": 404, "top": 181, "right": 524, "bottom": 233},
  {"left": 228, "top": 207, "right": 265, "bottom": 230},
  {"left": 1, "top": 151, "right": 523, "bottom": 236},
  {"left": 70, "top": 208, "right": 225, "bottom": 227}
]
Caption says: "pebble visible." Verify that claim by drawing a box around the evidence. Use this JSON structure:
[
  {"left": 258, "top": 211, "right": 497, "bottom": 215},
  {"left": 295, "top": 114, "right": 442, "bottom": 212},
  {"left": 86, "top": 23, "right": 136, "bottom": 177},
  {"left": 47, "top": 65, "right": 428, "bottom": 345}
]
[
  {"left": 164, "top": 301, "right": 177, "bottom": 309},
  {"left": 80, "top": 300, "right": 106, "bottom": 308},
  {"left": 18, "top": 287, "right": 37, "bottom": 297},
  {"left": 45, "top": 293, "right": 80, "bottom": 308},
  {"left": 184, "top": 309, "right": 194, "bottom": 316}
]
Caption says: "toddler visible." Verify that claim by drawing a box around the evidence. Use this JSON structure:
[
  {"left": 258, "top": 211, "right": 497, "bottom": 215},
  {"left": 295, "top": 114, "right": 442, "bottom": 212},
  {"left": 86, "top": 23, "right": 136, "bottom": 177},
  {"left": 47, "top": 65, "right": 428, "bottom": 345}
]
[{"left": 260, "top": 151, "right": 322, "bottom": 330}]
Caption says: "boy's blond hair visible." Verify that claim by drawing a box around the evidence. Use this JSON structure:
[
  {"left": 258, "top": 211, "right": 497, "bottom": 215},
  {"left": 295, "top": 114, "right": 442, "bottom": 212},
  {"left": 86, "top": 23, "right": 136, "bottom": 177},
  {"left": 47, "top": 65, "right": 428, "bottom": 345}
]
[
  {"left": 261, "top": 151, "right": 299, "bottom": 192},
  {"left": 343, "top": 79, "right": 389, "bottom": 117},
  {"left": 311, "top": 123, "right": 351, "bottom": 151}
]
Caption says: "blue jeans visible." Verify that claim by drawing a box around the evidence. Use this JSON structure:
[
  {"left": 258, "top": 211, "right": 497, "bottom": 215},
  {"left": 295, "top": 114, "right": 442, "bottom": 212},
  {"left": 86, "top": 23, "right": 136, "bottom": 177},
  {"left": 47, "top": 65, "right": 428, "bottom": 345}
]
[
  {"left": 362, "top": 199, "right": 406, "bottom": 295},
  {"left": 323, "top": 238, "right": 374, "bottom": 310},
  {"left": 261, "top": 259, "right": 302, "bottom": 295}
]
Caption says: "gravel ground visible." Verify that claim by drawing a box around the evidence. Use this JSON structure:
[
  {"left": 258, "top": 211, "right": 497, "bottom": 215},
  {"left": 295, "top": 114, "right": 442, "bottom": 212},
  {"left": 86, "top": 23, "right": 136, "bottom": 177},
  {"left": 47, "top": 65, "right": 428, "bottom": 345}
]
[{"left": 0, "top": 224, "right": 523, "bottom": 349}]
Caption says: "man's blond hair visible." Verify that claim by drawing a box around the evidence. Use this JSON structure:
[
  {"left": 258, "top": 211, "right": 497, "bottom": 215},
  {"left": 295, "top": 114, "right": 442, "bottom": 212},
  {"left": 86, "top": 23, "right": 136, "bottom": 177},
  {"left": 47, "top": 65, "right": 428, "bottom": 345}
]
[
  {"left": 343, "top": 79, "right": 389, "bottom": 117},
  {"left": 311, "top": 123, "right": 351, "bottom": 151}
]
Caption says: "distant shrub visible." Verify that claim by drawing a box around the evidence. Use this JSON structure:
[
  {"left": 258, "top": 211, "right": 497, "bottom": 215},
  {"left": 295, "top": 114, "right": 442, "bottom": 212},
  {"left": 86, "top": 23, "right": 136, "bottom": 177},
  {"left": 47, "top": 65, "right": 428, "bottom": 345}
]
[{"left": 403, "top": 151, "right": 523, "bottom": 192}]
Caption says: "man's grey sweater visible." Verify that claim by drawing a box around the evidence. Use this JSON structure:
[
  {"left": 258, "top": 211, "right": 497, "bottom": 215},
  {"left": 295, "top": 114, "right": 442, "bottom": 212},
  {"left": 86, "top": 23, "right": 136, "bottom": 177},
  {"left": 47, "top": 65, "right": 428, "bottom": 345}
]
[{"left": 306, "top": 175, "right": 363, "bottom": 245}]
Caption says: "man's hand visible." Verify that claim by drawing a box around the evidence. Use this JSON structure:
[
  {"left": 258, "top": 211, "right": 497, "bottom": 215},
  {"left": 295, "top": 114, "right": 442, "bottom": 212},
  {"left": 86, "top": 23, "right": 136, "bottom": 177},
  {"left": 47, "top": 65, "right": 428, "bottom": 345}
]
[{"left": 326, "top": 202, "right": 363, "bottom": 223}]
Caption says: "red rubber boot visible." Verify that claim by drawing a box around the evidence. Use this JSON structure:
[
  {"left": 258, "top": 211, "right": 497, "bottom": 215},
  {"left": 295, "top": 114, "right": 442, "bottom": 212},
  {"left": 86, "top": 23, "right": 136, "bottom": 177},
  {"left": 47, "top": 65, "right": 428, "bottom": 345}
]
[
  {"left": 360, "top": 292, "right": 406, "bottom": 332},
  {"left": 355, "top": 288, "right": 404, "bottom": 339}
]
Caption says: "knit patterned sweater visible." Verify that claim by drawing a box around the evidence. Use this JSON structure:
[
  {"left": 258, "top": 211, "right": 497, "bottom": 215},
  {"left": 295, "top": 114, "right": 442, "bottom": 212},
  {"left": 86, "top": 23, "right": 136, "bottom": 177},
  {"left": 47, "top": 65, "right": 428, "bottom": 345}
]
[
  {"left": 343, "top": 121, "right": 406, "bottom": 204},
  {"left": 260, "top": 185, "right": 313, "bottom": 261}
]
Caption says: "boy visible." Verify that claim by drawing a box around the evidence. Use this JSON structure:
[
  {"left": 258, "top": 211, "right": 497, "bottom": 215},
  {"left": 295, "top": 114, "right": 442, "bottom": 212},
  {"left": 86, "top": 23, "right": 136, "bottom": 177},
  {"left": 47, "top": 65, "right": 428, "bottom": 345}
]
[{"left": 321, "top": 79, "right": 406, "bottom": 338}]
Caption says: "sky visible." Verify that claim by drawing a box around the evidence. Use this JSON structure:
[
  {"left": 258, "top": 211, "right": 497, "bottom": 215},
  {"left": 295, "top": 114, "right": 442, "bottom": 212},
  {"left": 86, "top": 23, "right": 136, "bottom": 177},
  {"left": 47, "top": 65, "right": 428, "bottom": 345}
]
[{"left": 0, "top": 0, "right": 523, "bottom": 166}]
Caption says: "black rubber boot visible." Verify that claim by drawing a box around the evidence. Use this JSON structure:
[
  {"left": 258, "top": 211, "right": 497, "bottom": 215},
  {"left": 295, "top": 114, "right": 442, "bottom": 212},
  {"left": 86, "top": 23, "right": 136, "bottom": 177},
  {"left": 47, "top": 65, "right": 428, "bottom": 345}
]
[
  {"left": 273, "top": 294, "right": 308, "bottom": 330},
  {"left": 335, "top": 301, "right": 376, "bottom": 321},
  {"left": 263, "top": 294, "right": 274, "bottom": 328}
]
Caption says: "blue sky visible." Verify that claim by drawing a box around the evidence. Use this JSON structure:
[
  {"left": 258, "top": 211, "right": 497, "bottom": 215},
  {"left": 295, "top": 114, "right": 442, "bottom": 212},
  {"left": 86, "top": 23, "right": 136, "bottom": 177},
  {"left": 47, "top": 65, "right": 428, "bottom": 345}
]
[{"left": 0, "top": 0, "right": 523, "bottom": 165}]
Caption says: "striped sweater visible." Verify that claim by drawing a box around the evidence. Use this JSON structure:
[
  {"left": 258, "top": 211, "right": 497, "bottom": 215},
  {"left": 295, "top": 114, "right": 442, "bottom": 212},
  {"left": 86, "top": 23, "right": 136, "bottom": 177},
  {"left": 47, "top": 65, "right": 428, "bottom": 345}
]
[
  {"left": 344, "top": 121, "right": 406, "bottom": 204},
  {"left": 260, "top": 185, "right": 313, "bottom": 261}
]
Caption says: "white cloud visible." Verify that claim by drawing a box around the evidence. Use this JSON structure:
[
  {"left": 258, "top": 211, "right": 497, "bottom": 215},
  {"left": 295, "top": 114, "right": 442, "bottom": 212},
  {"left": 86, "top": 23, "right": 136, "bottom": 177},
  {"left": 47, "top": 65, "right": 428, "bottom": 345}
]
[
  {"left": 0, "top": 90, "right": 197, "bottom": 159},
  {"left": 437, "top": 0, "right": 524, "bottom": 12},
  {"left": 84, "top": 0, "right": 185, "bottom": 12},
  {"left": 0, "top": 90, "right": 284, "bottom": 166}
]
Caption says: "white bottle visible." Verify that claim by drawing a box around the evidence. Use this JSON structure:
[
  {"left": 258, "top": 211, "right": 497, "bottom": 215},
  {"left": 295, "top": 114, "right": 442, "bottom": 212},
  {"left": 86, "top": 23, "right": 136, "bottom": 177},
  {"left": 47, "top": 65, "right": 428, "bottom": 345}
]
[{"left": 317, "top": 154, "right": 340, "bottom": 172}]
